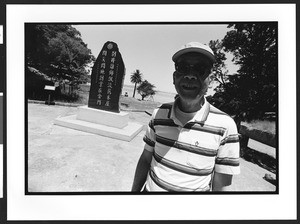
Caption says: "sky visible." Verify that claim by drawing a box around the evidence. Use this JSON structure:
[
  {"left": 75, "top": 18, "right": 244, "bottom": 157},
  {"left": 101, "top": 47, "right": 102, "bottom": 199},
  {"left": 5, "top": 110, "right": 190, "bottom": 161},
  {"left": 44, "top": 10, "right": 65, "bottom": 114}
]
[{"left": 73, "top": 24, "right": 238, "bottom": 93}]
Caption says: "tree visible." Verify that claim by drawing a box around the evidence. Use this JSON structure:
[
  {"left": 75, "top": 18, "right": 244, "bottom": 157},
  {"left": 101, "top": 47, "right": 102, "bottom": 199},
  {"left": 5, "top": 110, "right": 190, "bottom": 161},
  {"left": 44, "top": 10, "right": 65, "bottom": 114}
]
[
  {"left": 47, "top": 32, "right": 93, "bottom": 84},
  {"left": 137, "top": 80, "right": 156, "bottom": 100},
  {"left": 130, "top": 69, "right": 143, "bottom": 98},
  {"left": 208, "top": 39, "right": 228, "bottom": 85},
  {"left": 25, "top": 24, "right": 95, "bottom": 84},
  {"left": 208, "top": 23, "right": 277, "bottom": 122}
]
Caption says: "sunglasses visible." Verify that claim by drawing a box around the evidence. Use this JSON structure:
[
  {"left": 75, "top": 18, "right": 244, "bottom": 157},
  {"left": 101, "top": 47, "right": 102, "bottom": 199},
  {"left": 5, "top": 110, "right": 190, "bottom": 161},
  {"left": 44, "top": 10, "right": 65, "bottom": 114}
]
[{"left": 175, "top": 62, "right": 209, "bottom": 76}]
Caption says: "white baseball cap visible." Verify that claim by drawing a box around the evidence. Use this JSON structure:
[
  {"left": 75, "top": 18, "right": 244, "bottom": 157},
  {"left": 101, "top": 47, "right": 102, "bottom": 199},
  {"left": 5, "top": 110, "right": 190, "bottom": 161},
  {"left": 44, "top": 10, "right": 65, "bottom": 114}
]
[{"left": 172, "top": 42, "right": 215, "bottom": 63}]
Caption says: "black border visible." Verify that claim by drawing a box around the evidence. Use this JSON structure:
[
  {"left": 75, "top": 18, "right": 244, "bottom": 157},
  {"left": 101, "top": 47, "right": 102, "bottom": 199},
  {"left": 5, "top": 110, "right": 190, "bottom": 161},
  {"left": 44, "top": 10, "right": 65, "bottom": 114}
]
[
  {"left": 2, "top": 0, "right": 299, "bottom": 4},
  {"left": 0, "top": 1, "right": 7, "bottom": 223},
  {"left": 25, "top": 21, "right": 279, "bottom": 195},
  {"left": 3, "top": 1, "right": 298, "bottom": 223}
]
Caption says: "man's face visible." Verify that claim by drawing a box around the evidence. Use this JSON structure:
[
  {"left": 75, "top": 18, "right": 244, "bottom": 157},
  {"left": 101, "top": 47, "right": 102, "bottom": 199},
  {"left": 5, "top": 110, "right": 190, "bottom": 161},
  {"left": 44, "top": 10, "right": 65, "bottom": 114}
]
[{"left": 173, "top": 52, "right": 212, "bottom": 101}]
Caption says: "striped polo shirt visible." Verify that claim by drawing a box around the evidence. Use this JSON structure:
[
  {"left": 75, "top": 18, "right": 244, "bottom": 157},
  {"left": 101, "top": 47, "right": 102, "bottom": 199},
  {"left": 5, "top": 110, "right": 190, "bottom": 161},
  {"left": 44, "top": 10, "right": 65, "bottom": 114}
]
[{"left": 143, "top": 97, "right": 240, "bottom": 192}]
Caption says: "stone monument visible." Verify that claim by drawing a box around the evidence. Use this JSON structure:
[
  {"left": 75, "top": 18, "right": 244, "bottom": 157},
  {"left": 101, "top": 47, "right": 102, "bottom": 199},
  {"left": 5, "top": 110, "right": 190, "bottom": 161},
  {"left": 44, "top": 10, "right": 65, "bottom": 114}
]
[
  {"left": 54, "top": 41, "right": 143, "bottom": 141},
  {"left": 88, "top": 41, "right": 125, "bottom": 112}
]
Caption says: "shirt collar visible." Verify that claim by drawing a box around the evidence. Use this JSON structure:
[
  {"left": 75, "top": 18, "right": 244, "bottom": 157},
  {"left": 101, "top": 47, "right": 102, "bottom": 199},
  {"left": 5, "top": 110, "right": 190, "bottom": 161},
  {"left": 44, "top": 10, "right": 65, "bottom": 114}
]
[{"left": 170, "top": 96, "right": 210, "bottom": 125}]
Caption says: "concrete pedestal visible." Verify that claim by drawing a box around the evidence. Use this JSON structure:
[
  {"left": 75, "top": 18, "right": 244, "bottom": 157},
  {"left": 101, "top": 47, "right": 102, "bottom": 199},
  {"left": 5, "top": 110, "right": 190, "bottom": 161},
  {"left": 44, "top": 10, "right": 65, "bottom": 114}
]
[
  {"left": 77, "top": 106, "right": 129, "bottom": 128},
  {"left": 54, "top": 106, "right": 143, "bottom": 141}
]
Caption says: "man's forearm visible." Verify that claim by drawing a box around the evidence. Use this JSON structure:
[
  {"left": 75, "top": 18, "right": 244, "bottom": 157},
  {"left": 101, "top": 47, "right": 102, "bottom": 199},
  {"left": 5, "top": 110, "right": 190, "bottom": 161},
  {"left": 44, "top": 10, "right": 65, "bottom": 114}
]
[{"left": 131, "top": 156, "right": 151, "bottom": 192}]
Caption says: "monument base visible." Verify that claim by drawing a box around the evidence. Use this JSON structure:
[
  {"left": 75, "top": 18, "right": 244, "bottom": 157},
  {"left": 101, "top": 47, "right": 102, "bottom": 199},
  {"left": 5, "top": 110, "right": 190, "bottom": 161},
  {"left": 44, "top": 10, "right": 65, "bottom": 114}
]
[
  {"left": 54, "top": 107, "right": 143, "bottom": 142},
  {"left": 77, "top": 106, "right": 129, "bottom": 128}
]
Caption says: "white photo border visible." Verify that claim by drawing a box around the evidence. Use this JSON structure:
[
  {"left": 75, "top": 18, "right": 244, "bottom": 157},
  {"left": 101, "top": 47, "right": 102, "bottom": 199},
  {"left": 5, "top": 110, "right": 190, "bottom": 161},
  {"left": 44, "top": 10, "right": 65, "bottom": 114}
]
[{"left": 7, "top": 4, "right": 296, "bottom": 221}]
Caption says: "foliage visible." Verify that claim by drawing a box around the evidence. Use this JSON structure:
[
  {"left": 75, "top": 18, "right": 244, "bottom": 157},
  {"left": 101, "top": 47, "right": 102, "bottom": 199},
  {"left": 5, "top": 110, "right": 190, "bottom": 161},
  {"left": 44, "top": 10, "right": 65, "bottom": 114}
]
[
  {"left": 242, "top": 119, "right": 276, "bottom": 134},
  {"left": 130, "top": 69, "right": 143, "bottom": 98},
  {"left": 137, "top": 80, "right": 156, "bottom": 100},
  {"left": 208, "top": 39, "right": 228, "bottom": 85},
  {"left": 25, "top": 24, "right": 95, "bottom": 85},
  {"left": 208, "top": 23, "right": 277, "bottom": 122},
  {"left": 26, "top": 67, "right": 54, "bottom": 101},
  {"left": 26, "top": 67, "right": 80, "bottom": 102}
]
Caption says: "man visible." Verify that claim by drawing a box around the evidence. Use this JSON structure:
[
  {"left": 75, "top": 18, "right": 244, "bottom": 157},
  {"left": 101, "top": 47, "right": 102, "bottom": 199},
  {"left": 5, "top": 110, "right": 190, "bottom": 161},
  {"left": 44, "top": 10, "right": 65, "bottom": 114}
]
[{"left": 132, "top": 42, "right": 240, "bottom": 192}]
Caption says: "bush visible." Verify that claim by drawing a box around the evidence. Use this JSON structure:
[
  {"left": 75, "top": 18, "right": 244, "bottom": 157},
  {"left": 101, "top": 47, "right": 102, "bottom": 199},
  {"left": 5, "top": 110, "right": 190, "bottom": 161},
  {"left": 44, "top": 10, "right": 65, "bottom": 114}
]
[
  {"left": 26, "top": 67, "right": 80, "bottom": 102},
  {"left": 26, "top": 68, "right": 54, "bottom": 101}
]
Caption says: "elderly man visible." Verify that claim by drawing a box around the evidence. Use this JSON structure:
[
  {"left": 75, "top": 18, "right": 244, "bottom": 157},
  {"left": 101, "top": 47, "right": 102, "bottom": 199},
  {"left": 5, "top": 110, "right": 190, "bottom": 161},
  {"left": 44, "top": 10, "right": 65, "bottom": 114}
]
[{"left": 132, "top": 42, "right": 240, "bottom": 192}]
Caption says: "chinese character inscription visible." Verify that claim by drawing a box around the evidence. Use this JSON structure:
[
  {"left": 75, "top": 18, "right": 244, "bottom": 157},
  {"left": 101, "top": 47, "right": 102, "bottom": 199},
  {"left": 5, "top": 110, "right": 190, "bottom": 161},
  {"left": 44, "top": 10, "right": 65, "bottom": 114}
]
[{"left": 88, "top": 41, "right": 125, "bottom": 113}]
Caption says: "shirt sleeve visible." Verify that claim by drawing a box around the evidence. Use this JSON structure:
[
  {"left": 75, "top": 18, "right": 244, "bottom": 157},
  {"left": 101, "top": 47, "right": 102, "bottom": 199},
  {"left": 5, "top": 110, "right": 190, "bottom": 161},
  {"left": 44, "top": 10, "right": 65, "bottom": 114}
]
[
  {"left": 143, "top": 109, "right": 157, "bottom": 152},
  {"left": 215, "top": 117, "right": 240, "bottom": 175}
]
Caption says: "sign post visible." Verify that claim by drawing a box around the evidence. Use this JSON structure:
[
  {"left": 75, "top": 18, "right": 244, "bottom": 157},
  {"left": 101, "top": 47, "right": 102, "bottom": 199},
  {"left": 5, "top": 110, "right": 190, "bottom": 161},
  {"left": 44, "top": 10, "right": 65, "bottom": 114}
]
[{"left": 44, "top": 85, "right": 56, "bottom": 105}]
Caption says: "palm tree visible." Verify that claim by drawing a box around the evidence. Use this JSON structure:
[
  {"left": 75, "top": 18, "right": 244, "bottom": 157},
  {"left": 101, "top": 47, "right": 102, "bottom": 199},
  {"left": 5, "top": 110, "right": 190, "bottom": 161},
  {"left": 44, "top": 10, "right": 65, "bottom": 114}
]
[{"left": 130, "top": 69, "right": 143, "bottom": 98}]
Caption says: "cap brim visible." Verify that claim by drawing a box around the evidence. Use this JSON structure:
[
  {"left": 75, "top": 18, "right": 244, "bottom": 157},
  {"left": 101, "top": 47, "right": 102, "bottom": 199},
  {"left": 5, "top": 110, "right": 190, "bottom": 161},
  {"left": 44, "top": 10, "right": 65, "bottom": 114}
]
[{"left": 172, "top": 47, "right": 215, "bottom": 63}]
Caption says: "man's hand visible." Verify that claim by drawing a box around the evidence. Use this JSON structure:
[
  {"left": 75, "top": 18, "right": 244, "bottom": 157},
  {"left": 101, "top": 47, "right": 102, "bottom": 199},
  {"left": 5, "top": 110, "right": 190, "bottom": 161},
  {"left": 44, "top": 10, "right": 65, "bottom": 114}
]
[{"left": 212, "top": 172, "right": 233, "bottom": 191}]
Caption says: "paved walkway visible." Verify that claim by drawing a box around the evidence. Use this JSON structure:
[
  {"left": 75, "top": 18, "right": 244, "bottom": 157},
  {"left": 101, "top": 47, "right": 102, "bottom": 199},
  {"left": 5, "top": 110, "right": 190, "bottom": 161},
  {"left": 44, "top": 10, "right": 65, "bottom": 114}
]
[{"left": 28, "top": 103, "right": 276, "bottom": 192}]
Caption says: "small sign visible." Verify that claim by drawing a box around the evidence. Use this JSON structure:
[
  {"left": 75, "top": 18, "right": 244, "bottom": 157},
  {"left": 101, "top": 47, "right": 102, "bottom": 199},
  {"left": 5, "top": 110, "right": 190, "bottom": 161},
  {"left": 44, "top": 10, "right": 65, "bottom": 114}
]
[
  {"left": 44, "top": 85, "right": 56, "bottom": 91},
  {"left": 0, "top": 25, "right": 3, "bottom": 44}
]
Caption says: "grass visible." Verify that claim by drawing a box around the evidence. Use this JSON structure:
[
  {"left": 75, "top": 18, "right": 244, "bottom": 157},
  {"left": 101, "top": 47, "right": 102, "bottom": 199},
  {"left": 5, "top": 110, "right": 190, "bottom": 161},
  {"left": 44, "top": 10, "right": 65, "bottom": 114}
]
[
  {"left": 71, "top": 85, "right": 278, "bottom": 130},
  {"left": 242, "top": 119, "right": 276, "bottom": 134},
  {"left": 65, "top": 84, "right": 161, "bottom": 112},
  {"left": 119, "top": 96, "right": 161, "bottom": 112}
]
